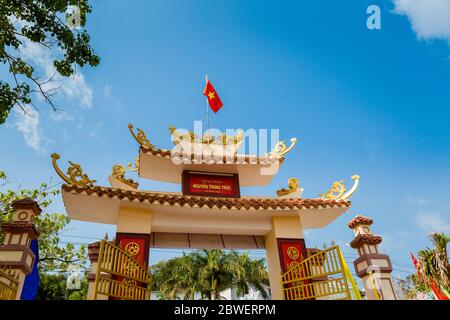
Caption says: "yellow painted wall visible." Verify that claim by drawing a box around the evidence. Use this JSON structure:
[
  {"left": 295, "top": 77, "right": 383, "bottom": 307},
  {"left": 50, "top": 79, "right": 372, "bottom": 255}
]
[{"left": 116, "top": 206, "right": 153, "bottom": 234}]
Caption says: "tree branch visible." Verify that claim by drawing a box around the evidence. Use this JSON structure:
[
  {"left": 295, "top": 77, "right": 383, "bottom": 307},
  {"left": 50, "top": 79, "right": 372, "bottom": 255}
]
[{"left": 39, "top": 257, "right": 84, "bottom": 263}]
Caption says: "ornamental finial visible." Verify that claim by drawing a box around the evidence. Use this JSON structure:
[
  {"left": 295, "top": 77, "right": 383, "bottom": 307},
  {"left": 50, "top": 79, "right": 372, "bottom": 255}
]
[
  {"left": 127, "top": 156, "right": 140, "bottom": 172},
  {"left": 51, "top": 153, "right": 96, "bottom": 187},
  {"left": 267, "top": 138, "right": 297, "bottom": 158},
  {"left": 111, "top": 164, "right": 139, "bottom": 189},
  {"left": 276, "top": 177, "right": 303, "bottom": 197},
  {"left": 128, "top": 124, "right": 155, "bottom": 149},
  {"left": 319, "top": 174, "right": 360, "bottom": 200}
]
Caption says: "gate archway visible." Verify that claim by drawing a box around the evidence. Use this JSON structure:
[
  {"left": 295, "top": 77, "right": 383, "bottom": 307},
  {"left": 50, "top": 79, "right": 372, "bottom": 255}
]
[{"left": 52, "top": 123, "right": 361, "bottom": 300}]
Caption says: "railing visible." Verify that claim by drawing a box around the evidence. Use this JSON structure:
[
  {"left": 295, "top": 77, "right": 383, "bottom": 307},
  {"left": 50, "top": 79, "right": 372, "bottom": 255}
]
[
  {"left": 281, "top": 245, "right": 361, "bottom": 300},
  {"left": 93, "top": 240, "right": 152, "bottom": 300},
  {"left": 0, "top": 267, "right": 19, "bottom": 300}
]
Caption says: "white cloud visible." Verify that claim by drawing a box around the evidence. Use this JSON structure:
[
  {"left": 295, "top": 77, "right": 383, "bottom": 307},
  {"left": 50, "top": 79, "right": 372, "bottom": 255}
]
[
  {"left": 9, "top": 17, "right": 93, "bottom": 109},
  {"left": 415, "top": 212, "right": 450, "bottom": 234},
  {"left": 8, "top": 17, "right": 94, "bottom": 152},
  {"left": 14, "top": 106, "right": 46, "bottom": 153},
  {"left": 19, "top": 40, "right": 93, "bottom": 109},
  {"left": 393, "top": 0, "right": 450, "bottom": 44}
]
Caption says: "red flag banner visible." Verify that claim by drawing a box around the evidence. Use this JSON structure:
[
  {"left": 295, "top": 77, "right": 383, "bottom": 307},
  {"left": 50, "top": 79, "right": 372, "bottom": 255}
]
[
  {"left": 411, "top": 252, "right": 449, "bottom": 300},
  {"left": 203, "top": 79, "right": 223, "bottom": 113}
]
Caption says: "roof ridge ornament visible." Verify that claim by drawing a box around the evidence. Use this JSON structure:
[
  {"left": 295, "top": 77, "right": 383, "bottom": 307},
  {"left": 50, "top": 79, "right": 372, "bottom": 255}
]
[
  {"left": 111, "top": 164, "right": 139, "bottom": 189},
  {"left": 169, "top": 126, "right": 245, "bottom": 146},
  {"left": 128, "top": 124, "right": 155, "bottom": 149},
  {"left": 127, "top": 156, "right": 139, "bottom": 172},
  {"left": 51, "top": 153, "right": 97, "bottom": 187},
  {"left": 266, "top": 138, "right": 297, "bottom": 158},
  {"left": 276, "top": 177, "right": 303, "bottom": 197},
  {"left": 320, "top": 175, "right": 360, "bottom": 200}
]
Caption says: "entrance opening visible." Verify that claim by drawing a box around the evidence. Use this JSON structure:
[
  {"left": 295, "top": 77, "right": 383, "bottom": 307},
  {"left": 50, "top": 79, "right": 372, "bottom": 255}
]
[{"left": 149, "top": 243, "right": 269, "bottom": 300}]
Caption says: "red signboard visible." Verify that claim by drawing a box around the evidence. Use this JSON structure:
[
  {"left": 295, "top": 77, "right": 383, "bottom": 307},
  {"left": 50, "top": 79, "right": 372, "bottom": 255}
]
[
  {"left": 182, "top": 171, "right": 240, "bottom": 198},
  {"left": 277, "top": 238, "right": 307, "bottom": 272}
]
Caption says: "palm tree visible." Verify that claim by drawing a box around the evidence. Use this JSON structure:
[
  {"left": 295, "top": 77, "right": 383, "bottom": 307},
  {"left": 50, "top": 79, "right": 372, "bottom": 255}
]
[
  {"left": 417, "top": 232, "right": 450, "bottom": 293},
  {"left": 151, "top": 249, "right": 269, "bottom": 300},
  {"left": 227, "top": 251, "right": 269, "bottom": 299},
  {"left": 197, "top": 249, "right": 233, "bottom": 300},
  {"left": 153, "top": 254, "right": 202, "bottom": 300}
]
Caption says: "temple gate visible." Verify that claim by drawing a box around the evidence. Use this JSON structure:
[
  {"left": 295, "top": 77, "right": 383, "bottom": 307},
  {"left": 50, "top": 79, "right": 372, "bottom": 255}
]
[{"left": 50, "top": 123, "right": 364, "bottom": 300}]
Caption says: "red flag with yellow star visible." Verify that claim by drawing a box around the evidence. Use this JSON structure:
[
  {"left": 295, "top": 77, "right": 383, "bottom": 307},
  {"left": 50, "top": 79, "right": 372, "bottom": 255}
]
[{"left": 203, "top": 79, "right": 223, "bottom": 113}]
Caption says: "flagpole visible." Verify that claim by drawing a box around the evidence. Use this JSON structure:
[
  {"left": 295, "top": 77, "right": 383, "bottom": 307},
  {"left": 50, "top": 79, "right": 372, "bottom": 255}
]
[{"left": 205, "top": 74, "right": 209, "bottom": 130}]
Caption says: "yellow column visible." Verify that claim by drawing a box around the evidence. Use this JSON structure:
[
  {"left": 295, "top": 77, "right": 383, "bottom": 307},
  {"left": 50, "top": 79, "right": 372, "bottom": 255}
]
[
  {"left": 265, "top": 215, "right": 304, "bottom": 300},
  {"left": 116, "top": 206, "right": 153, "bottom": 234},
  {"left": 265, "top": 229, "right": 283, "bottom": 300}
]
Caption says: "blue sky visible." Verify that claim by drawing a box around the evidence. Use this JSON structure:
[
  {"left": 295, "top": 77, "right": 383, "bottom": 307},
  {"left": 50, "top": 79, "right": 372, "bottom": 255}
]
[{"left": 1, "top": 0, "right": 450, "bottom": 279}]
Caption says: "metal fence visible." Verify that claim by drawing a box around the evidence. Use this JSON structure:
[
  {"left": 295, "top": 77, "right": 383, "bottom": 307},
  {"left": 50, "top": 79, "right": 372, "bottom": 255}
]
[
  {"left": 281, "top": 245, "right": 361, "bottom": 300},
  {"left": 93, "top": 240, "right": 151, "bottom": 300},
  {"left": 0, "top": 267, "right": 19, "bottom": 300}
]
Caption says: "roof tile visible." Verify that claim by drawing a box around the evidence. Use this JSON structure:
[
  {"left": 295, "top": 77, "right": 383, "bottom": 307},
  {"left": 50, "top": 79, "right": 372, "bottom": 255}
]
[
  {"left": 348, "top": 215, "right": 373, "bottom": 229},
  {"left": 61, "top": 184, "right": 351, "bottom": 212},
  {"left": 349, "top": 234, "right": 382, "bottom": 248}
]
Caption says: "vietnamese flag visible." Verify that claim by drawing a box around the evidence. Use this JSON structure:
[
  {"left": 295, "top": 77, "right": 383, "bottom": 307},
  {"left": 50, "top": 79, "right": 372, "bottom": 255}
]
[{"left": 203, "top": 79, "right": 223, "bottom": 113}]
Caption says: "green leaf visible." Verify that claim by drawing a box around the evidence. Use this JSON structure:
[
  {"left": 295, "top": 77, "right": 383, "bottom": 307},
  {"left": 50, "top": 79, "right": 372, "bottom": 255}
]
[{"left": 0, "top": 0, "right": 100, "bottom": 123}]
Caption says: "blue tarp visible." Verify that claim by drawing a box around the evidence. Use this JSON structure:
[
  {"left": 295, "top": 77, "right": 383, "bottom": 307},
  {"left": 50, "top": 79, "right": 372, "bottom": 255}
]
[{"left": 21, "top": 239, "right": 39, "bottom": 300}]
